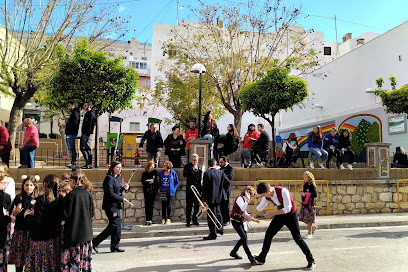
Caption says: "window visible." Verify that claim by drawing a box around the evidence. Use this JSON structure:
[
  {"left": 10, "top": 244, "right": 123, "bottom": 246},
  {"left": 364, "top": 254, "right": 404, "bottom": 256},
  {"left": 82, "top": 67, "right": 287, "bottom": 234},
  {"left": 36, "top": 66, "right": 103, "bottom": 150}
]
[
  {"left": 324, "top": 47, "right": 331, "bottom": 56},
  {"left": 129, "top": 61, "right": 147, "bottom": 70},
  {"left": 141, "top": 52, "right": 147, "bottom": 60},
  {"left": 129, "top": 122, "right": 140, "bottom": 131},
  {"left": 145, "top": 80, "right": 151, "bottom": 87}
]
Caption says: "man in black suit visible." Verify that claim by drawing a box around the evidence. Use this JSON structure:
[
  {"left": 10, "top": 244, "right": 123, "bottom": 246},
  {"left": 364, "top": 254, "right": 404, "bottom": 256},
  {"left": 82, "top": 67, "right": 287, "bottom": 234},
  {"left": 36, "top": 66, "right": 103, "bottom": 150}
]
[
  {"left": 202, "top": 159, "right": 230, "bottom": 240},
  {"left": 183, "top": 153, "right": 203, "bottom": 227},
  {"left": 219, "top": 156, "right": 234, "bottom": 226}
]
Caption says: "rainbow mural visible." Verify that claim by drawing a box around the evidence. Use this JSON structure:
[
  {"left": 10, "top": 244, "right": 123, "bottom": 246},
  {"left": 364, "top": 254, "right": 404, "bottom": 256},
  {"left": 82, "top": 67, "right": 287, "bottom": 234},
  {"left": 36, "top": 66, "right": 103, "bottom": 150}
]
[{"left": 294, "top": 123, "right": 335, "bottom": 148}]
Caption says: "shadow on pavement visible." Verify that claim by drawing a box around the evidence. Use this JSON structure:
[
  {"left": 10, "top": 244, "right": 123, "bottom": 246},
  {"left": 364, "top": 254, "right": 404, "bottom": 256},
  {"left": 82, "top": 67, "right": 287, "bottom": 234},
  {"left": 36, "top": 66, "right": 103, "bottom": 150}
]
[{"left": 346, "top": 231, "right": 408, "bottom": 239}]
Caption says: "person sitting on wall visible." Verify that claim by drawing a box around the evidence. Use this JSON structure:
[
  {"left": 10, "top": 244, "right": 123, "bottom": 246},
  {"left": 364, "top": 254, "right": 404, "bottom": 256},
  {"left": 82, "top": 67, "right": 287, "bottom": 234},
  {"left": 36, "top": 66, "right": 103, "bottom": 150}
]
[
  {"left": 282, "top": 133, "right": 298, "bottom": 167},
  {"left": 217, "top": 124, "right": 240, "bottom": 159},
  {"left": 323, "top": 128, "right": 340, "bottom": 169},
  {"left": 241, "top": 124, "right": 260, "bottom": 168},
  {"left": 250, "top": 124, "right": 270, "bottom": 167},
  {"left": 337, "top": 129, "right": 354, "bottom": 170},
  {"left": 307, "top": 125, "right": 328, "bottom": 169},
  {"left": 391, "top": 146, "right": 408, "bottom": 168}
]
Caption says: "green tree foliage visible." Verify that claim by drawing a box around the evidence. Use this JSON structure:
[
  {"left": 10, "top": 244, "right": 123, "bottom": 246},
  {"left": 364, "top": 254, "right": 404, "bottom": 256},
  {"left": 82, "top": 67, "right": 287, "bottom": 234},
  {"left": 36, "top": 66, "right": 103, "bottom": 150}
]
[
  {"left": 162, "top": 0, "right": 321, "bottom": 133},
  {"left": 375, "top": 76, "right": 408, "bottom": 114},
  {"left": 367, "top": 122, "right": 380, "bottom": 143},
  {"left": 0, "top": 0, "right": 129, "bottom": 146},
  {"left": 38, "top": 40, "right": 139, "bottom": 165},
  {"left": 239, "top": 66, "right": 309, "bottom": 166},
  {"left": 152, "top": 59, "right": 224, "bottom": 130},
  {"left": 351, "top": 119, "right": 370, "bottom": 155}
]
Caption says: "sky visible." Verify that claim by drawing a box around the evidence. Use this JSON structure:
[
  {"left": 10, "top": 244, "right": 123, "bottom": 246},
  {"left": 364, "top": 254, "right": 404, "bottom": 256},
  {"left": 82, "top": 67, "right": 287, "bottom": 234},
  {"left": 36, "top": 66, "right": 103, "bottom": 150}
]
[{"left": 115, "top": 0, "right": 408, "bottom": 44}]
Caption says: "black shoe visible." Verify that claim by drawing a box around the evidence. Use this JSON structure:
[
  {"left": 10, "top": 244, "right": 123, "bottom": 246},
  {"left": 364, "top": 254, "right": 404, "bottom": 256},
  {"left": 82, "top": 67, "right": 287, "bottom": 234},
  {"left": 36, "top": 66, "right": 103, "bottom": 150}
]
[
  {"left": 203, "top": 235, "right": 217, "bottom": 240},
  {"left": 306, "top": 261, "right": 316, "bottom": 270},
  {"left": 230, "top": 251, "right": 242, "bottom": 259},
  {"left": 250, "top": 258, "right": 260, "bottom": 265},
  {"left": 186, "top": 223, "right": 191, "bottom": 227},
  {"left": 145, "top": 222, "right": 149, "bottom": 226},
  {"left": 254, "top": 254, "right": 265, "bottom": 265},
  {"left": 87, "top": 164, "right": 94, "bottom": 169},
  {"left": 217, "top": 229, "right": 224, "bottom": 235},
  {"left": 81, "top": 165, "right": 88, "bottom": 169},
  {"left": 111, "top": 248, "right": 125, "bottom": 253},
  {"left": 92, "top": 242, "right": 99, "bottom": 254},
  {"left": 192, "top": 221, "right": 200, "bottom": 226}
]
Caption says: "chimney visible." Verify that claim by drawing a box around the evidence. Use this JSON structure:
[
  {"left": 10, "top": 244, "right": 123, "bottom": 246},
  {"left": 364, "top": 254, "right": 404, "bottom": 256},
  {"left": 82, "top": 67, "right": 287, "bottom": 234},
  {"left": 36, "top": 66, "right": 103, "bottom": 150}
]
[
  {"left": 342, "top": 33, "right": 352, "bottom": 42},
  {"left": 357, "top": 38, "right": 365, "bottom": 45}
]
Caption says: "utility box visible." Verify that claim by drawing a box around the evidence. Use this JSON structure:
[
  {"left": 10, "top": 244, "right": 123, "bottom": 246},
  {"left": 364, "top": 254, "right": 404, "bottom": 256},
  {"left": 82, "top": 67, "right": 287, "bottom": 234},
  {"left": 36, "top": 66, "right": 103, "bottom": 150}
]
[{"left": 365, "top": 142, "right": 391, "bottom": 178}]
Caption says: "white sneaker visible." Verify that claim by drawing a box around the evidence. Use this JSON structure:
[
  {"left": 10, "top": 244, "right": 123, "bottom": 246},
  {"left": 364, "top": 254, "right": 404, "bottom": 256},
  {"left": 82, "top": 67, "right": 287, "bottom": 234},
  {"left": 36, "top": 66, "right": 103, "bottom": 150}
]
[
  {"left": 347, "top": 164, "right": 353, "bottom": 170},
  {"left": 339, "top": 164, "right": 345, "bottom": 170},
  {"left": 319, "top": 163, "right": 326, "bottom": 169},
  {"left": 304, "top": 234, "right": 313, "bottom": 239},
  {"left": 309, "top": 163, "right": 315, "bottom": 169}
]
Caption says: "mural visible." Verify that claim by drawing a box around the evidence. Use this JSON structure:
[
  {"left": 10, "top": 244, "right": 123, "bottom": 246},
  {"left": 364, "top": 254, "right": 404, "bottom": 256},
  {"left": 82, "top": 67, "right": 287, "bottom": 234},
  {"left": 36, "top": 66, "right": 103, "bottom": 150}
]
[
  {"left": 339, "top": 114, "right": 382, "bottom": 162},
  {"left": 278, "top": 114, "right": 382, "bottom": 162}
]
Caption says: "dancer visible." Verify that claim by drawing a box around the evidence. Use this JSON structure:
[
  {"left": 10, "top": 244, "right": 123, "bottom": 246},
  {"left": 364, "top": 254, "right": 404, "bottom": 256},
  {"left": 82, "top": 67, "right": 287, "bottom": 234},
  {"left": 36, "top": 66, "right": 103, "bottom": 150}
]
[
  {"left": 299, "top": 171, "right": 318, "bottom": 239},
  {"left": 8, "top": 175, "right": 39, "bottom": 272},
  {"left": 251, "top": 182, "right": 316, "bottom": 270},
  {"left": 229, "top": 186, "right": 260, "bottom": 265}
]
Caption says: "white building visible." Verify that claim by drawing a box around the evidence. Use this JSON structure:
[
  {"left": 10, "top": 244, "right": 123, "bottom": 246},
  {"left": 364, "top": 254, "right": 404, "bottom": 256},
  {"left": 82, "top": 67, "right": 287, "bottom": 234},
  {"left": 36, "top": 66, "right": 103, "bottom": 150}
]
[{"left": 276, "top": 21, "right": 408, "bottom": 159}]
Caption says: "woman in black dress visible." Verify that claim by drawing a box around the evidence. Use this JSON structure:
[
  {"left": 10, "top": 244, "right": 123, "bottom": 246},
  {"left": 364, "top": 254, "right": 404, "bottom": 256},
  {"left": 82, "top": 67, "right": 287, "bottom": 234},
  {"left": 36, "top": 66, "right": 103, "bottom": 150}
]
[{"left": 141, "top": 161, "right": 159, "bottom": 225}]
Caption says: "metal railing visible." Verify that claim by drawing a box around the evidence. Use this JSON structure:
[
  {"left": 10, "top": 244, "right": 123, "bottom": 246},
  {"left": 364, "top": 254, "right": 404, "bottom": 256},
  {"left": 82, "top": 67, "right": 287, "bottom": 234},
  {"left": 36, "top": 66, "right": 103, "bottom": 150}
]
[
  {"left": 253, "top": 180, "right": 330, "bottom": 216},
  {"left": 397, "top": 179, "right": 408, "bottom": 212}
]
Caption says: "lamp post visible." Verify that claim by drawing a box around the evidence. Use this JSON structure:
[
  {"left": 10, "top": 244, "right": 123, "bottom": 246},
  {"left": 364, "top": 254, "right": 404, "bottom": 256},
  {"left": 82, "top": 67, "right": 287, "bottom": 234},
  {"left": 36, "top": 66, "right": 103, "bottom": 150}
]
[{"left": 191, "top": 63, "right": 206, "bottom": 137}]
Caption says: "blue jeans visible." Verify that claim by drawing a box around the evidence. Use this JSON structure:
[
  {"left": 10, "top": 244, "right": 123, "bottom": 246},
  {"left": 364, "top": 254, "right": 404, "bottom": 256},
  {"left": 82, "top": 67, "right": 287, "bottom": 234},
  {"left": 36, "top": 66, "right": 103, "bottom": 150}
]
[
  {"left": 202, "top": 134, "right": 214, "bottom": 159},
  {"left": 20, "top": 145, "right": 37, "bottom": 168},
  {"left": 309, "top": 147, "right": 328, "bottom": 162},
  {"left": 66, "top": 135, "right": 77, "bottom": 164}
]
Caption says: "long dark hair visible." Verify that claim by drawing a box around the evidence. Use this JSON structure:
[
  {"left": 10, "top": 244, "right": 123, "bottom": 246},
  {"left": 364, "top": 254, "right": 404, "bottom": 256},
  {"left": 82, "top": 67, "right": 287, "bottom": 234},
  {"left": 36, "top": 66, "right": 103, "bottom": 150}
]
[
  {"left": 43, "top": 174, "right": 59, "bottom": 202},
  {"left": 107, "top": 161, "right": 121, "bottom": 177},
  {"left": 228, "top": 124, "right": 239, "bottom": 139},
  {"left": 340, "top": 129, "right": 352, "bottom": 141},
  {"left": 312, "top": 125, "right": 322, "bottom": 144}
]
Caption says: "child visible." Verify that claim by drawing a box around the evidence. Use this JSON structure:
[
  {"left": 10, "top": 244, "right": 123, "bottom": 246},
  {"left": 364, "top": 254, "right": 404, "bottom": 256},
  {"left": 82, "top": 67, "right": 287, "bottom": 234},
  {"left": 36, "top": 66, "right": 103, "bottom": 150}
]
[
  {"left": 8, "top": 175, "right": 40, "bottom": 272},
  {"left": 299, "top": 171, "right": 318, "bottom": 239},
  {"left": 24, "top": 174, "right": 62, "bottom": 272},
  {"left": 61, "top": 173, "right": 71, "bottom": 184},
  {"left": 229, "top": 186, "right": 260, "bottom": 265},
  {"left": 0, "top": 177, "right": 18, "bottom": 272}
]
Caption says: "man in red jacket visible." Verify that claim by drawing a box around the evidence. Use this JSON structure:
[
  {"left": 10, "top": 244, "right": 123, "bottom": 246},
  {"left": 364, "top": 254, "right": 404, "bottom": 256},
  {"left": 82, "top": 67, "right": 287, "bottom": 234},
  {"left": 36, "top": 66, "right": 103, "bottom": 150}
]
[
  {"left": 0, "top": 122, "right": 12, "bottom": 167},
  {"left": 185, "top": 120, "right": 198, "bottom": 150}
]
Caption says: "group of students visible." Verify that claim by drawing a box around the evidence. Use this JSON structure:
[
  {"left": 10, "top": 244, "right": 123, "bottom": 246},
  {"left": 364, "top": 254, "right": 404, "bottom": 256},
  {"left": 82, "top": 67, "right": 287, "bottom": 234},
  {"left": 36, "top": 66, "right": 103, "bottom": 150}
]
[
  {"left": 0, "top": 166, "right": 94, "bottom": 272},
  {"left": 229, "top": 171, "right": 318, "bottom": 270}
]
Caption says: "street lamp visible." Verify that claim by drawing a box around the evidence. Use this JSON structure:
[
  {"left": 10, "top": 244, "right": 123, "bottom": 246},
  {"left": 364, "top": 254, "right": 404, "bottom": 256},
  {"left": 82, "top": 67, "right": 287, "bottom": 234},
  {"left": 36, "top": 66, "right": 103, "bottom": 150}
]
[{"left": 191, "top": 63, "right": 206, "bottom": 137}]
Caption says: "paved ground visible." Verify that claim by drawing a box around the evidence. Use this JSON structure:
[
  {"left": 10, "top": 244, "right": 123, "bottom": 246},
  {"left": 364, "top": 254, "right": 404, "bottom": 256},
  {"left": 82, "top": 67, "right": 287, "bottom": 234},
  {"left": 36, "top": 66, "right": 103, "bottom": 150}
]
[{"left": 91, "top": 225, "right": 408, "bottom": 272}]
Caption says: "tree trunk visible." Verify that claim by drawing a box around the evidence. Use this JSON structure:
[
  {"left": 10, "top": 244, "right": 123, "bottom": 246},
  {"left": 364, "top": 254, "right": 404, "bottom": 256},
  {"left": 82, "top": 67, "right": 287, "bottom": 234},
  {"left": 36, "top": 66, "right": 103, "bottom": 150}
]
[
  {"left": 94, "top": 115, "right": 99, "bottom": 168},
  {"left": 59, "top": 111, "right": 68, "bottom": 156},
  {"left": 7, "top": 100, "right": 24, "bottom": 150},
  {"left": 266, "top": 115, "right": 277, "bottom": 167},
  {"left": 233, "top": 108, "right": 243, "bottom": 136}
]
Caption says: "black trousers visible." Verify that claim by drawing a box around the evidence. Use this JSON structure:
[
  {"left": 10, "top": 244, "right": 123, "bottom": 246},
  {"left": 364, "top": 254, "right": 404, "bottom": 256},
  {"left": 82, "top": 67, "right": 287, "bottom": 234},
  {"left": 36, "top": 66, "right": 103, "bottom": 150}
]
[
  {"left": 338, "top": 148, "right": 355, "bottom": 164},
  {"left": 260, "top": 212, "right": 314, "bottom": 262},
  {"left": 221, "top": 197, "right": 230, "bottom": 224},
  {"left": 168, "top": 154, "right": 182, "bottom": 168},
  {"left": 80, "top": 134, "right": 93, "bottom": 165},
  {"left": 161, "top": 193, "right": 173, "bottom": 220},
  {"left": 186, "top": 195, "right": 200, "bottom": 224},
  {"left": 208, "top": 203, "right": 223, "bottom": 237},
  {"left": 232, "top": 220, "right": 254, "bottom": 261},
  {"left": 0, "top": 151, "right": 10, "bottom": 168},
  {"left": 250, "top": 146, "right": 266, "bottom": 164},
  {"left": 144, "top": 192, "right": 155, "bottom": 221},
  {"left": 93, "top": 207, "right": 121, "bottom": 250},
  {"left": 325, "top": 148, "right": 340, "bottom": 167}
]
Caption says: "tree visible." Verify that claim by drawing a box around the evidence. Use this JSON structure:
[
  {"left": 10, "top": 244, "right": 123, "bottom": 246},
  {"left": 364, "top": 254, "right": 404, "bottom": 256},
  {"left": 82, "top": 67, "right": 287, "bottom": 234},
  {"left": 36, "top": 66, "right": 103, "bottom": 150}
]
[
  {"left": 0, "top": 0, "right": 129, "bottom": 147},
  {"left": 374, "top": 76, "right": 408, "bottom": 114},
  {"left": 43, "top": 40, "right": 139, "bottom": 166},
  {"left": 239, "top": 66, "right": 309, "bottom": 166},
  {"left": 152, "top": 57, "right": 224, "bottom": 130},
  {"left": 162, "top": 0, "right": 320, "bottom": 133}
]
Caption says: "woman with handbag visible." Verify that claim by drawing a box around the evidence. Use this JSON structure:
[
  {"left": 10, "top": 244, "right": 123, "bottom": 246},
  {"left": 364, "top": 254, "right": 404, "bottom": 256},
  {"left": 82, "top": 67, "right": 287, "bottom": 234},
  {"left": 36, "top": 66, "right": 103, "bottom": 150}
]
[
  {"left": 141, "top": 161, "right": 159, "bottom": 226},
  {"left": 158, "top": 161, "right": 179, "bottom": 225}
]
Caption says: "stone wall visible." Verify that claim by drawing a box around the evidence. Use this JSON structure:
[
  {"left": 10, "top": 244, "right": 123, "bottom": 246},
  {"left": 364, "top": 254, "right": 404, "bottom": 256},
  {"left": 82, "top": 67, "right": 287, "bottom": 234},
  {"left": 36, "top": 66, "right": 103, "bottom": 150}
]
[{"left": 9, "top": 168, "right": 408, "bottom": 224}]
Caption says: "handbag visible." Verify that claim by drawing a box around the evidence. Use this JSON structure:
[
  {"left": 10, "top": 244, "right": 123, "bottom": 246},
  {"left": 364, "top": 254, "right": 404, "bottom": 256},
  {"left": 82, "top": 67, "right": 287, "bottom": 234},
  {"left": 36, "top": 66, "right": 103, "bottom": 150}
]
[{"left": 158, "top": 189, "right": 167, "bottom": 201}]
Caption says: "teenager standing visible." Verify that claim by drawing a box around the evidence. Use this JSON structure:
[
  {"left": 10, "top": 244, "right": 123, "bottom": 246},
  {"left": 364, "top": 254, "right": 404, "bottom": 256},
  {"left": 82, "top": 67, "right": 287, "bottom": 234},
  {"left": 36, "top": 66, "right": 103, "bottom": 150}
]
[{"left": 299, "top": 171, "right": 318, "bottom": 239}]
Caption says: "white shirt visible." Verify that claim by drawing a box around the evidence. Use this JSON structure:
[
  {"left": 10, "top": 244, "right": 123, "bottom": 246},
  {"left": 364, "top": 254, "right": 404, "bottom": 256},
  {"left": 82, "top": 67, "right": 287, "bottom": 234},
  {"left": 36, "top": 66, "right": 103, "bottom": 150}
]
[
  {"left": 3, "top": 177, "right": 16, "bottom": 201},
  {"left": 256, "top": 187, "right": 292, "bottom": 214},
  {"left": 231, "top": 196, "right": 253, "bottom": 221},
  {"left": 282, "top": 141, "right": 295, "bottom": 153}
]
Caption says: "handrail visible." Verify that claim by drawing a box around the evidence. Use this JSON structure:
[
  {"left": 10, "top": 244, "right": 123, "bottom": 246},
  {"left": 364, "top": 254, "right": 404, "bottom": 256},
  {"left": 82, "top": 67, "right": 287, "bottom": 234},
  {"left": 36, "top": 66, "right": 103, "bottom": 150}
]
[
  {"left": 253, "top": 180, "right": 330, "bottom": 216},
  {"left": 397, "top": 179, "right": 408, "bottom": 212}
]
